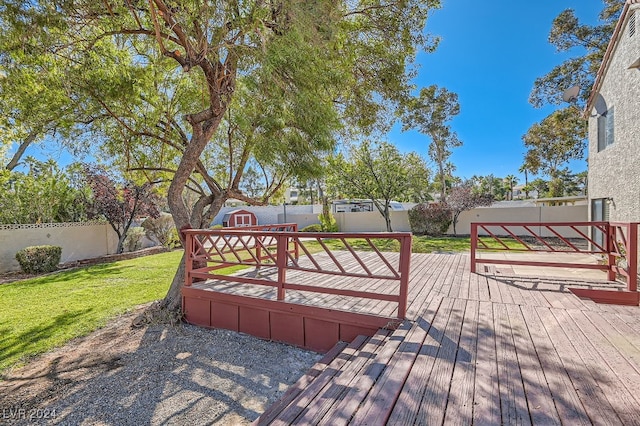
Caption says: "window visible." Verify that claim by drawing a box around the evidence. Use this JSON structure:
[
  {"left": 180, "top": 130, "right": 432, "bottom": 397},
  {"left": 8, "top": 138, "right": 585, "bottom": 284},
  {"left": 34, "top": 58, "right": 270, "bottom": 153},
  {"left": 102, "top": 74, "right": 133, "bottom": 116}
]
[
  {"left": 235, "top": 214, "right": 253, "bottom": 227},
  {"left": 630, "top": 10, "right": 636, "bottom": 37},
  {"left": 597, "top": 107, "right": 614, "bottom": 152},
  {"left": 591, "top": 198, "right": 610, "bottom": 248}
]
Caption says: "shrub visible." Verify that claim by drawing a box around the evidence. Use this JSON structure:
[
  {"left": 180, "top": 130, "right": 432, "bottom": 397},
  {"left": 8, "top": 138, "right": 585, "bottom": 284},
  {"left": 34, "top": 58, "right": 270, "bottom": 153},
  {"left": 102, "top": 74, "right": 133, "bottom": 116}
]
[
  {"left": 319, "top": 212, "right": 338, "bottom": 232},
  {"left": 123, "top": 227, "right": 146, "bottom": 252},
  {"left": 301, "top": 224, "right": 323, "bottom": 232},
  {"left": 142, "top": 213, "right": 177, "bottom": 248},
  {"left": 408, "top": 203, "right": 452, "bottom": 236},
  {"left": 15, "top": 245, "right": 62, "bottom": 274}
]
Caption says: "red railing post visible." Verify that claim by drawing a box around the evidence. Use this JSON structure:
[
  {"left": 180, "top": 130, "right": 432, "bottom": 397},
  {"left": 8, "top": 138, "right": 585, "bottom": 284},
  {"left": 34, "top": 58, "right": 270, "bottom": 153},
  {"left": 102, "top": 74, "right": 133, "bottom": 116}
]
[
  {"left": 397, "top": 235, "right": 412, "bottom": 319},
  {"left": 276, "top": 234, "right": 288, "bottom": 300},
  {"left": 470, "top": 223, "right": 477, "bottom": 273},
  {"left": 185, "top": 231, "right": 193, "bottom": 287},
  {"left": 255, "top": 235, "right": 262, "bottom": 269},
  {"left": 607, "top": 223, "right": 617, "bottom": 282},
  {"left": 627, "top": 223, "right": 638, "bottom": 292}
]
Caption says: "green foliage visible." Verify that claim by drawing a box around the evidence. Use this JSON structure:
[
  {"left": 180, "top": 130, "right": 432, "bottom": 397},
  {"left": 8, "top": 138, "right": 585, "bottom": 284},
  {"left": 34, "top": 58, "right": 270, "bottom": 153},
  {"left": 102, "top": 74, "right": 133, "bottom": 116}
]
[
  {"left": 304, "top": 235, "right": 522, "bottom": 255},
  {"left": 401, "top": 85, "right": 461, "bottom": 201},
  {"left": 15, "top": 245, "right": 62, "bottom": 274},
  {"left": 521, "top": 106, "right": 587, "bottom": 189},
  {"left": 529, "top": 1, "right": 623, "bottom": 108},
  {"left": 408, "top": 203, "right": 452, "bottom": 236},
  {"left": 142, "top": 213, "right": 177, "bottom": 248},
  {"left": 301, "top": 224, "right": 323, "bottom": 232},
  {"left": 319, "top": 212, "right": 339, "bottom": 232},
  {"left": 0, "top": 158, "right": 89, "bottom": 224},
  {"left": 123, "top": 227, "right": 146, "bottom": 253},
  {"left": 327, "top": 141, "right": 430, "bottom": 231}
]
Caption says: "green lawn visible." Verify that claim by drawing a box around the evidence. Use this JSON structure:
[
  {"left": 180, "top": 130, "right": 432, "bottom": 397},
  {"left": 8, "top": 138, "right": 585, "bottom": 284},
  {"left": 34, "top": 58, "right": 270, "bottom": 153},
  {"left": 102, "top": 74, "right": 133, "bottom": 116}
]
[
  {"left": 0, "top": 250, "right": 183, "bottom": 372},
  {"left": 304, "top": 235, "right": 521, "bottom": 253}
]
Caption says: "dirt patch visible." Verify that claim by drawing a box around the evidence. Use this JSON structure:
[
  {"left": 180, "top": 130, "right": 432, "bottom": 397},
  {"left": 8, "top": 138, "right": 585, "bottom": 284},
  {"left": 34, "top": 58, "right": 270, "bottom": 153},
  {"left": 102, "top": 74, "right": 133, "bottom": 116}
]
[{"left": 0, "top": 304, "right": 320, "bottom": 425}]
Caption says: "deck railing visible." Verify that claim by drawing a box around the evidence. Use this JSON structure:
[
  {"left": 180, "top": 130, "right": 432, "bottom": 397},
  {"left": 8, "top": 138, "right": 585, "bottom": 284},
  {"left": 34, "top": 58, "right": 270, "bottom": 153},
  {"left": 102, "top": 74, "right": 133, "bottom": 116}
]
[
  {"left": 471, "top": 221, "right": 638, "bottom": 292},
  {"left": 183, "top": 225, "right": 412, "bottom": 319}
]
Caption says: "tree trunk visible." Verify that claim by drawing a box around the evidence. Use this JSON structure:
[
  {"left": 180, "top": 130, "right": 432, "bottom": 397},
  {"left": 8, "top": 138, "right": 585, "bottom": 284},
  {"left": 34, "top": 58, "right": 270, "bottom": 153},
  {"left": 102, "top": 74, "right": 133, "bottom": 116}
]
[
  {"left": 162, "top": 118, "right": 225, "bottom": 314},
  {"left": 116, "top": 234, "right": 126, "bottom": 254},
  {"left": 160, "top": 253, "right": 186, "bottom": 312}
]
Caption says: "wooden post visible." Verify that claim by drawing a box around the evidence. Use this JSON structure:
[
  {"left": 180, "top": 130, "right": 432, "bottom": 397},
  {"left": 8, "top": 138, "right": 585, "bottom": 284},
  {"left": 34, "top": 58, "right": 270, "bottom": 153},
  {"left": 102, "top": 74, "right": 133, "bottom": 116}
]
[
  {"left": 627, "top": 223, "right": 638, "bottom": 292},
  {"left": 397, "top": 235, "right": 412, "bottom": 319},
  {"left": 185, "top": 231, "right": 193, "bottom": 287},
  {"left": 255, "top": 235, "right": 262, "bottom": 269},
  {"left": 607, "top": 223, "right": 617, "bottom": 282},
  {"left": 470, "top": 223, "right": 477, "bottom": 273},
  {"left": 276, "top": 234, "right": 287, "bottom": 300}
]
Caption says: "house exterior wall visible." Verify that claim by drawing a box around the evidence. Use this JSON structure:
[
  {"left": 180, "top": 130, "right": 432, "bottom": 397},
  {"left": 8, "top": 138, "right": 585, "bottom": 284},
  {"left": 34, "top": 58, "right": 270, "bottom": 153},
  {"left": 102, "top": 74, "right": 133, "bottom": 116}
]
[{"left": 588, "top": 4, "right": 640, "bottom": 223}]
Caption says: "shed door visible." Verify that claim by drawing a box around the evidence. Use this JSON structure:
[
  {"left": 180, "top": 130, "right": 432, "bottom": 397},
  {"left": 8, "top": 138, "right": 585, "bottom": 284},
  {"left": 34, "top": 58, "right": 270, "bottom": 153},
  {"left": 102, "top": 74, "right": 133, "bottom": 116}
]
[{"left": 235, "top": 214, "right": 253, "bottom": 227}]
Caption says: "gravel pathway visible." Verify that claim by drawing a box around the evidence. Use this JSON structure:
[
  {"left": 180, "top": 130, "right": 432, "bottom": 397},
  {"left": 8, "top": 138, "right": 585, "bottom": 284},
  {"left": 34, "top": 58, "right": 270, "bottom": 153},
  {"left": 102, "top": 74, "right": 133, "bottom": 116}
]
[{"left": 0, "top": 305, "right": 321, "bottom": 425}]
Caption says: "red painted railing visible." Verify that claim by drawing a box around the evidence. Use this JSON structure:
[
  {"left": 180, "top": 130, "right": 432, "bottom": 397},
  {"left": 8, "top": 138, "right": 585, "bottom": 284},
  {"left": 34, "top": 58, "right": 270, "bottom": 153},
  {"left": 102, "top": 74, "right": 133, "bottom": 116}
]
[
  {"left": 183, "top": 225, "right": 412, "bottom": 319},
  {"left": 471, "top": 221, "right": 638, "bottom": 292}
]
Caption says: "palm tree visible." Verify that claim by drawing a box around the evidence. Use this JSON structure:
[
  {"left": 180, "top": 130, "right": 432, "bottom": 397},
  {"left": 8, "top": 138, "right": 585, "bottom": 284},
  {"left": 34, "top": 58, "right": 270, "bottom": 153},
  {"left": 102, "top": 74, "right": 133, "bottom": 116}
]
[
  {"left": 518, "top": 164, "right": 531, "bottom": 198},
  {"left": 503, "top": 175, "right": 518, "bottom": 200}
]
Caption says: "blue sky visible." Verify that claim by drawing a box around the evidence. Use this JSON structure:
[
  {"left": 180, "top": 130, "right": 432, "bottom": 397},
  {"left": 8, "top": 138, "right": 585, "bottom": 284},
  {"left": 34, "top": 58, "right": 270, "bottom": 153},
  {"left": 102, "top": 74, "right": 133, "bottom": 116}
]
[{"left": 388, "top": 0, "right": 605, "bottom": 182}]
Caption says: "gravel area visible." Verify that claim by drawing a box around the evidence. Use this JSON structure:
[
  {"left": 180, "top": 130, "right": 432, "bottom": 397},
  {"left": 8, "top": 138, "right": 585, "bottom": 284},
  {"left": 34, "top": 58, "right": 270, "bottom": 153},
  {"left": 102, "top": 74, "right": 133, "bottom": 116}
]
[{"left": 0, "top": 304, "right": 321, "bottom": 425}]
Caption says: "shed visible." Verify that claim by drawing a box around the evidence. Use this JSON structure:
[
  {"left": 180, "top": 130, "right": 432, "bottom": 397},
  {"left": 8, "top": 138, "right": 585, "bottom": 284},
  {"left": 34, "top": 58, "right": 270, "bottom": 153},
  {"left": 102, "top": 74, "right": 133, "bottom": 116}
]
[{"left": 222, "top": 209, "right": 258, "bottom": 227}]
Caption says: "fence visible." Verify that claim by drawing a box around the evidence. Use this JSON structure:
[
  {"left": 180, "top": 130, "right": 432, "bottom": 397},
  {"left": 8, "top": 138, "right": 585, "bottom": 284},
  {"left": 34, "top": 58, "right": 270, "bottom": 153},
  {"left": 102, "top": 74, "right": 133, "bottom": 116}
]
[
  {"left": 183, "top": 224, "right": 412, "bottom": 319},
  {"left": 0, "top": 222, "right": 118, "bottom": 272},
  {"left": 470, "top": 221, "right": 638, "bottom": 304}
]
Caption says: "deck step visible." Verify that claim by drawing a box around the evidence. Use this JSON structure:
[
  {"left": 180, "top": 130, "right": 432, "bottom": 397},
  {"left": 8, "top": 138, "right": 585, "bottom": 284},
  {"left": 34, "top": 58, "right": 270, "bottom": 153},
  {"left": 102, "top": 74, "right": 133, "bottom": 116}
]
[
  {"left": 254, "top": 340, "right": 349, "bottom": 426},
  {"left": 255, "top": 330, "right": 392, "bottom": 425}
]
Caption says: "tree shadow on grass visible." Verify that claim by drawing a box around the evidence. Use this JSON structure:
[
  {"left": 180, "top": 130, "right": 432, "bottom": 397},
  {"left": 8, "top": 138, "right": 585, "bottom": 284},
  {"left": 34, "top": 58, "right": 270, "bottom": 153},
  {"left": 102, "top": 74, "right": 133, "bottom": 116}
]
[{"left": 0, "top": 309, "right": 93, "bottom": 374}]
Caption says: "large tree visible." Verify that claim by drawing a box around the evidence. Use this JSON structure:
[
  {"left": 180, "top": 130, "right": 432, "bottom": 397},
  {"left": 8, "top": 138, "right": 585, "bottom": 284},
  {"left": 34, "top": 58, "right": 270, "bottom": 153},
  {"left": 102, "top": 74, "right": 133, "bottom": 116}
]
[
  {"left": 522, "top": 106, "right": 586, "bottom": 197},
  {"left": 524, "top": 1, "right": 624, "bottom": 180},
  {"left": 401, "top": 85, "right": 461, "bottom": 202},
  {"left": 2, "top": 1, "right": 442, "bottom": 312},
  {"left": 327, "top": 141, "right": 430, "bottom": 232}
]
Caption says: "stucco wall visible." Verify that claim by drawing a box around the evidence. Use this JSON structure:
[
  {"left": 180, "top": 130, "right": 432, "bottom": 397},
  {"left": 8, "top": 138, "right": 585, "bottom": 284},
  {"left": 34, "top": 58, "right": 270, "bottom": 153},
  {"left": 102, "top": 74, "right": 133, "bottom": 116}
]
[
  {"left": 334, "top": 211, "right": 411, "bottom": 232},
  {"left": 588, "top": 5, "right": 640, "bottom": 223},
  {"left": 449, "top": 205, "right": 587, "bottom": 237},
  {"left": 0, "top": 222, "right": 119, "bottom": 272},
  {"left": 331, "top": 205, "right": 587, "bottom": 236}
]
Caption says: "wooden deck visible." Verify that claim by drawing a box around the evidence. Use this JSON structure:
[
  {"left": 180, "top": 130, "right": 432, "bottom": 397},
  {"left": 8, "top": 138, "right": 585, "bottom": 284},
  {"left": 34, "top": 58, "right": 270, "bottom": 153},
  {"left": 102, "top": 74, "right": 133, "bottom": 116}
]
[{"left": 246, "top": 252, "right": 640, "bottom": 425}]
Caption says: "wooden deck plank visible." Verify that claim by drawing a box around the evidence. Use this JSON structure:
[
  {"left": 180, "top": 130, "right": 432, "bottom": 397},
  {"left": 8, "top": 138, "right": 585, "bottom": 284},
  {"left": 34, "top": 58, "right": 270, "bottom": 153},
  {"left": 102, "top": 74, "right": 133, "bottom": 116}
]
[
  {"left": 349, "top": 297, "right": 447, "bottom": 425},
  {"left": 255, "top": 341, "right": 349, "bottom": 426},
  {"left": 192, "top": 251, "right": 640, "bottom": 425},
  {"left": 442, "top": 299, "right": 479, "bottom": 425},
  {"left": 411, "top": 298, "right": 468, "bottom": 425},
  {"left": 318, "top": 320, "right": 415, "bottom": 426},
  {"left": 405, "top": 254, "right": 451, "bottom": 319},
  {"left": 505, "top": 304, "right": 562, "bottom": 425},
  {"left": 294, "top": 330, "right": 391, "bottom": 425},
  {"left": 493, "top": 303, "right": 531, "bottom": 425},
  {"left": 270, "top": 335, "right": 370, "bottom": 425},
  {"left": 554, "top": 307, "right": 640, "bottom": 424},
  {"left": 565, "top": 309, "right": 640, "bottom": 400},
  {"left": 519, "top": 305, "right": 592, "bottom": 425},
  {"left": 386, "top": 297, "right": 459, "bottom": 425},
  {"left": 472, "top": 301, "right": 501, "bottom": 425},
  {"left": 476, "top": 271, "right": 492, "bottom": 302},
  {"left": 537, "top": 307, "right": 625, "bottom": 425}
]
